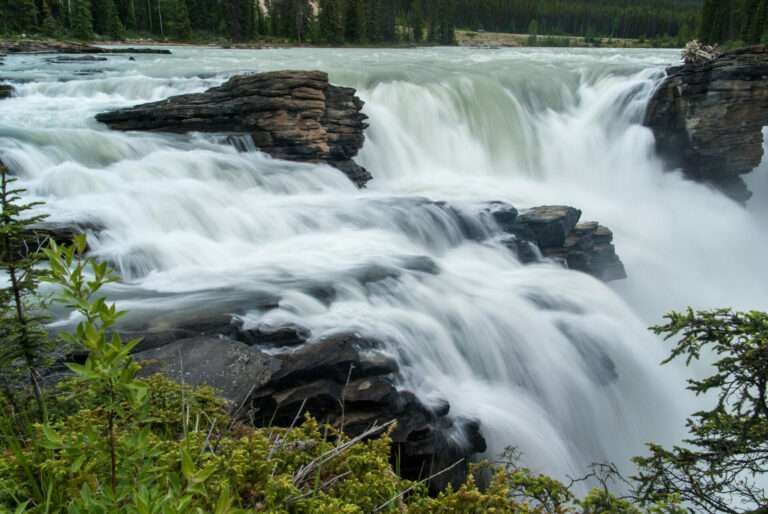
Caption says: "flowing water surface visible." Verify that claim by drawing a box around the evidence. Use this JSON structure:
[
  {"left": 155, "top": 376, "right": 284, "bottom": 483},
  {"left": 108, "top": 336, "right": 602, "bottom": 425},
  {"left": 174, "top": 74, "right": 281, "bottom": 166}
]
[{"left": 2, "top": 46, "right": 767, "bottom": 483}]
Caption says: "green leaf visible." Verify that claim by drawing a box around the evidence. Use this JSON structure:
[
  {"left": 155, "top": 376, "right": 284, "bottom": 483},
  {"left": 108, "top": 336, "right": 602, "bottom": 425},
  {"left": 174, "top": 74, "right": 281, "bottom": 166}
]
[
  {"left": 13, "top": 500, "right": 30, "bottom": 514},
  {"left": 42, "top": 425, "right": 64, "bottom": 448},
  {"left": 167, "top": 472, "right": 182, "bottom": 495},
  {"left": 180, "top": 447, "right": 194, "bottom": 481},
  {"left": 214, "top": 485, "right": 233, "bottom": 514},
  {"left": 65, "top": 362, "right": 88, "bottom": 375},
  {"left": 72, "top": 455, "right": 86, "bottom": 472}
]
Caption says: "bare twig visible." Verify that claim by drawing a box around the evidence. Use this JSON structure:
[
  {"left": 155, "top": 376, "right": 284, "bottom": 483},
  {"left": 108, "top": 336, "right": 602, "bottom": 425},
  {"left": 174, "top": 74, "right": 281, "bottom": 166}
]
[
  {"left": 178, "top": 348, "right": 186, "bottom": 438},
  {"left": 283, "top": 471, "right": 353, "bottom": 504},
  {"left": 292, "top": 420, "right": 395, "bottom": 486},
  {"left": 337, "top": 363, "right": 355, "bottom": 444},
  {"left": 229, "top": 382, "right": 258, "bottom": 424},
  {"left": 211, "top": 381, "right": 260, "bottom": 456},
  {"left": 268, "top": 398, "right": 308, "bottom": 460},
  {"left": 199, "top": 418, "right": 217, "bottom": 457}
]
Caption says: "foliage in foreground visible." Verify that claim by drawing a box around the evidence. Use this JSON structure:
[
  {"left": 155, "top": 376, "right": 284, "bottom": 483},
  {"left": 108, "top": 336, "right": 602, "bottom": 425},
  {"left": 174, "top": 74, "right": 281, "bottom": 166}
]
[
  {"left": 632, "top": 308, "right": 768, "bottom": 513},
  {"left": 0, "top": 165, "right": 51, "bottom": 422},
  {"left": 1, "top": 371, "right": 687, "bottom": 513}
]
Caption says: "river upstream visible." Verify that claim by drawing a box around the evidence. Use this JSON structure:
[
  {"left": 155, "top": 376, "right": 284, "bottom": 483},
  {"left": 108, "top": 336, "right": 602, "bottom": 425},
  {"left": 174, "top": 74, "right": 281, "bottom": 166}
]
[{"left": 1, "top": 46, "right": 767, "bottom": 483}]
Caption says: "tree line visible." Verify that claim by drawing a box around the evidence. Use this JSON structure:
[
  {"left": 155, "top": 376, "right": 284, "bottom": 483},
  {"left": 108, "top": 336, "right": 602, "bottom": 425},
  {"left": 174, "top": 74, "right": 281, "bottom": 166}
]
[
  {"left": 0, "top": 0, "right": 701, "bottom": 45},
  {"left": 698, "top": 0, "right": 768, "bottom": 44},
  {"left": 456, "top": 0, "right": 700, "bottom": 41}
]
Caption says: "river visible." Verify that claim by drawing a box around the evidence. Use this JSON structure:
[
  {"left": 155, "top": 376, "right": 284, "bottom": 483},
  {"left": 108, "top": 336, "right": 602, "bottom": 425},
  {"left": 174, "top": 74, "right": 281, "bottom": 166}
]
[{"left": 1, "top": 46, "right": 766, "bottom": 483}]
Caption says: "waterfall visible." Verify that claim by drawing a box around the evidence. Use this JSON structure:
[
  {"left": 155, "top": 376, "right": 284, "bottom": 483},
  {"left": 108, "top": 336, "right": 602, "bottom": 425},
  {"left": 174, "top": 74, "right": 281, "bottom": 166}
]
[{"left": 2, "top": 46, "right": 766, "bottom": 483}]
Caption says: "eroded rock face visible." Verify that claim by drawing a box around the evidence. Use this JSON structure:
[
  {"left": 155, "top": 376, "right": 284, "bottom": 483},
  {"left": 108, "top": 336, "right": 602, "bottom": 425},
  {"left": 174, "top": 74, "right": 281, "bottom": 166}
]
[
  {"left": 246, "top": 332, "right": 486, "bottom": 491},
  {"left": 95, "top": 70, "right": 371, "bottom": 186},
  {"left": 486, "top": 203, "right": 627, "bottom": 281},
  {"left": 643, "top": 45, "right": 768, "bottom": 202}
]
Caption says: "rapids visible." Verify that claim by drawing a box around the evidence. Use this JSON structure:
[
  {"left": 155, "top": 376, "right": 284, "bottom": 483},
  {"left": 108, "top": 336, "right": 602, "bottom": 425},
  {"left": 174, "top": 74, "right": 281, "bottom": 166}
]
[{"left": 2, "top": 46, "right": 766, "bottom": 484}]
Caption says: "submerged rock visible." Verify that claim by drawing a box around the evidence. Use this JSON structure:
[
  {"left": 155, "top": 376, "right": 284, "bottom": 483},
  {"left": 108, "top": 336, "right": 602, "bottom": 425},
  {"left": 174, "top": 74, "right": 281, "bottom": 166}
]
[
  {"left": 643, "top": 44, "right": 768, "bottom": 202},
  {"left": 95, "top": 70, "right": 372, "bottom": 187},
  {"left": 0, "top": 84, "right": 12, "bottom": 99},
  {"left": 46, "top": 55, "right": 108, "bottom": 63}
]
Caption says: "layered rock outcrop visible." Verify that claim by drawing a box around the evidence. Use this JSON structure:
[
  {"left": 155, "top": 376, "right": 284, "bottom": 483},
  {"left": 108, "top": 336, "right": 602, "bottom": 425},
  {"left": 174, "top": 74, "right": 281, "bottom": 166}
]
[
  {"left": 245, "top": 331, "right": 485, "bottom": 491},
  {"left": 95, "top": 70, "right": 372, "bottom": 186},
  {"left": 643, "top": 45, "right": 768, "bottom": 202},
  {"left": 484, "top": 203, "right": 626, "bottom": 281}
]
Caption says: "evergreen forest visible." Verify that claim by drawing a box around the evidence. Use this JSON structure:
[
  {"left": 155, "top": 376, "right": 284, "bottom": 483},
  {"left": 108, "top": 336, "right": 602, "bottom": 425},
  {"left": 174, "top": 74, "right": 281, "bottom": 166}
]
[
  {"left": 698, "top": 0, "right": 768, "bottom": 45},
  {"left": 0, "top": 0, "right": 705, "bottom": 46}
]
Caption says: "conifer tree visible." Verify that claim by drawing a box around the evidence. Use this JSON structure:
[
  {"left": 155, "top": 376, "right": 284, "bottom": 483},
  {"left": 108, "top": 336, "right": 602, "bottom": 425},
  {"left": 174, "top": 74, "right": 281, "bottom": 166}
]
[
  {"left": 0, "top": 164, "right": 52, "bottom": 421},
  {"left": 256, "top": 1, "right": 268, "bottom": 36},
  {"left": 319, "top": 0, "right": 344, "bottom": 45},
  {"left": 40, "top": 0, "right": 62, "bottom": 37},
  {"left": 748, "top": 0, "right": 767, "bottom": 43},
  {"left": 70, "top": 0, "right": 94, "bottom": 41},
  {"left": 380, "top": 0, "right": 397, "bottom": 42},
  {"left": 292, "top": 0, "right": 311, "bottom": 44},
  {"left": 437, "top": 0, "right": 455, "bottom": 44},
  {"left": 160, "top": 0, "right": 191, "bottom": 39},
  {"left": 242, "top": 0, "right": 256, "bottom": 40},
  {"left": 343, "top": 0, "right": 366, "bottom": 42},
  {"left": 411, "top": 0, "right": 424, "bottom": 42},
  {"left": 365, "top": 0, "right": 382, "bottom": 42},
  {"left": 0, "top": 0, "right": 37, "bottom": 33}
]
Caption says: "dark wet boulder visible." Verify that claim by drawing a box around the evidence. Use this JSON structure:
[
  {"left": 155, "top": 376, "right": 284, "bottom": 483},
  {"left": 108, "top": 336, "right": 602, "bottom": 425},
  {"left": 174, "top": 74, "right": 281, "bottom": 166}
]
[
  {"left": 518, "top": 205, "right": 582, "bottom": 247},
  {"left": 95, "top": 70, "right": 371, "bottom": 187},
  {"left": 238, "top": 324, "right": 311, "bottom": 348},
  {"left": 135, "top": 336, "right": 279, "bottom": 413},
  {"left": 46, "top": 55, "right": 108, "bottom": 63},
  {"left": 246, "top": 332, "right": 487, "bottom": 492},
  {"left": 0, "top": 84, "right": 12, "bottom": 99},
  {"left": 486, "top": 203, "right": 626, "bottom": 281},
  {"left": 643, "top": 45, "right": 768, "bottom": 202}
]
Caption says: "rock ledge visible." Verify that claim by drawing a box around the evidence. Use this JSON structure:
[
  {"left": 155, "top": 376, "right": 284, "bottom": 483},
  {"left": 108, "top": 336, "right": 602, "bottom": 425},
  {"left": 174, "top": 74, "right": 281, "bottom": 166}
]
[
  {"left": 643, "top": 44, "right": 768, "bottom": 202},
  {"left": 96, "top": 70, "right": 371, "bottom": 186}
]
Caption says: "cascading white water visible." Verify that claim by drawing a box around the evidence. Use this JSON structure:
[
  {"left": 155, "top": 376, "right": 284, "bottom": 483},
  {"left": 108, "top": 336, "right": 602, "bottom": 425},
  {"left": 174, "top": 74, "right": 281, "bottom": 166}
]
[{"left": 2, "top": 46, "right": 766, "bottom": 484}]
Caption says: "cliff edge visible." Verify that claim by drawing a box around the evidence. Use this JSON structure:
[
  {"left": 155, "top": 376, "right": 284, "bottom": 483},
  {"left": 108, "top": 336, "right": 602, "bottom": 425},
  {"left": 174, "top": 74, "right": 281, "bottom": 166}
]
[{"left": 643, "top": 44, "right": 768, "bottom": 202}]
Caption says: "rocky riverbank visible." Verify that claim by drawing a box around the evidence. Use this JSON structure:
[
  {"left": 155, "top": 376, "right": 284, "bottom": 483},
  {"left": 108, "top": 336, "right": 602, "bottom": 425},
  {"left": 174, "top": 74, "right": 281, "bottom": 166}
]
[
  {"left": 0, "top": 39, "right": 170, "bottom": 54},
  {"left": 643, "top": 44, "right": 768, "bottom": 202}
]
